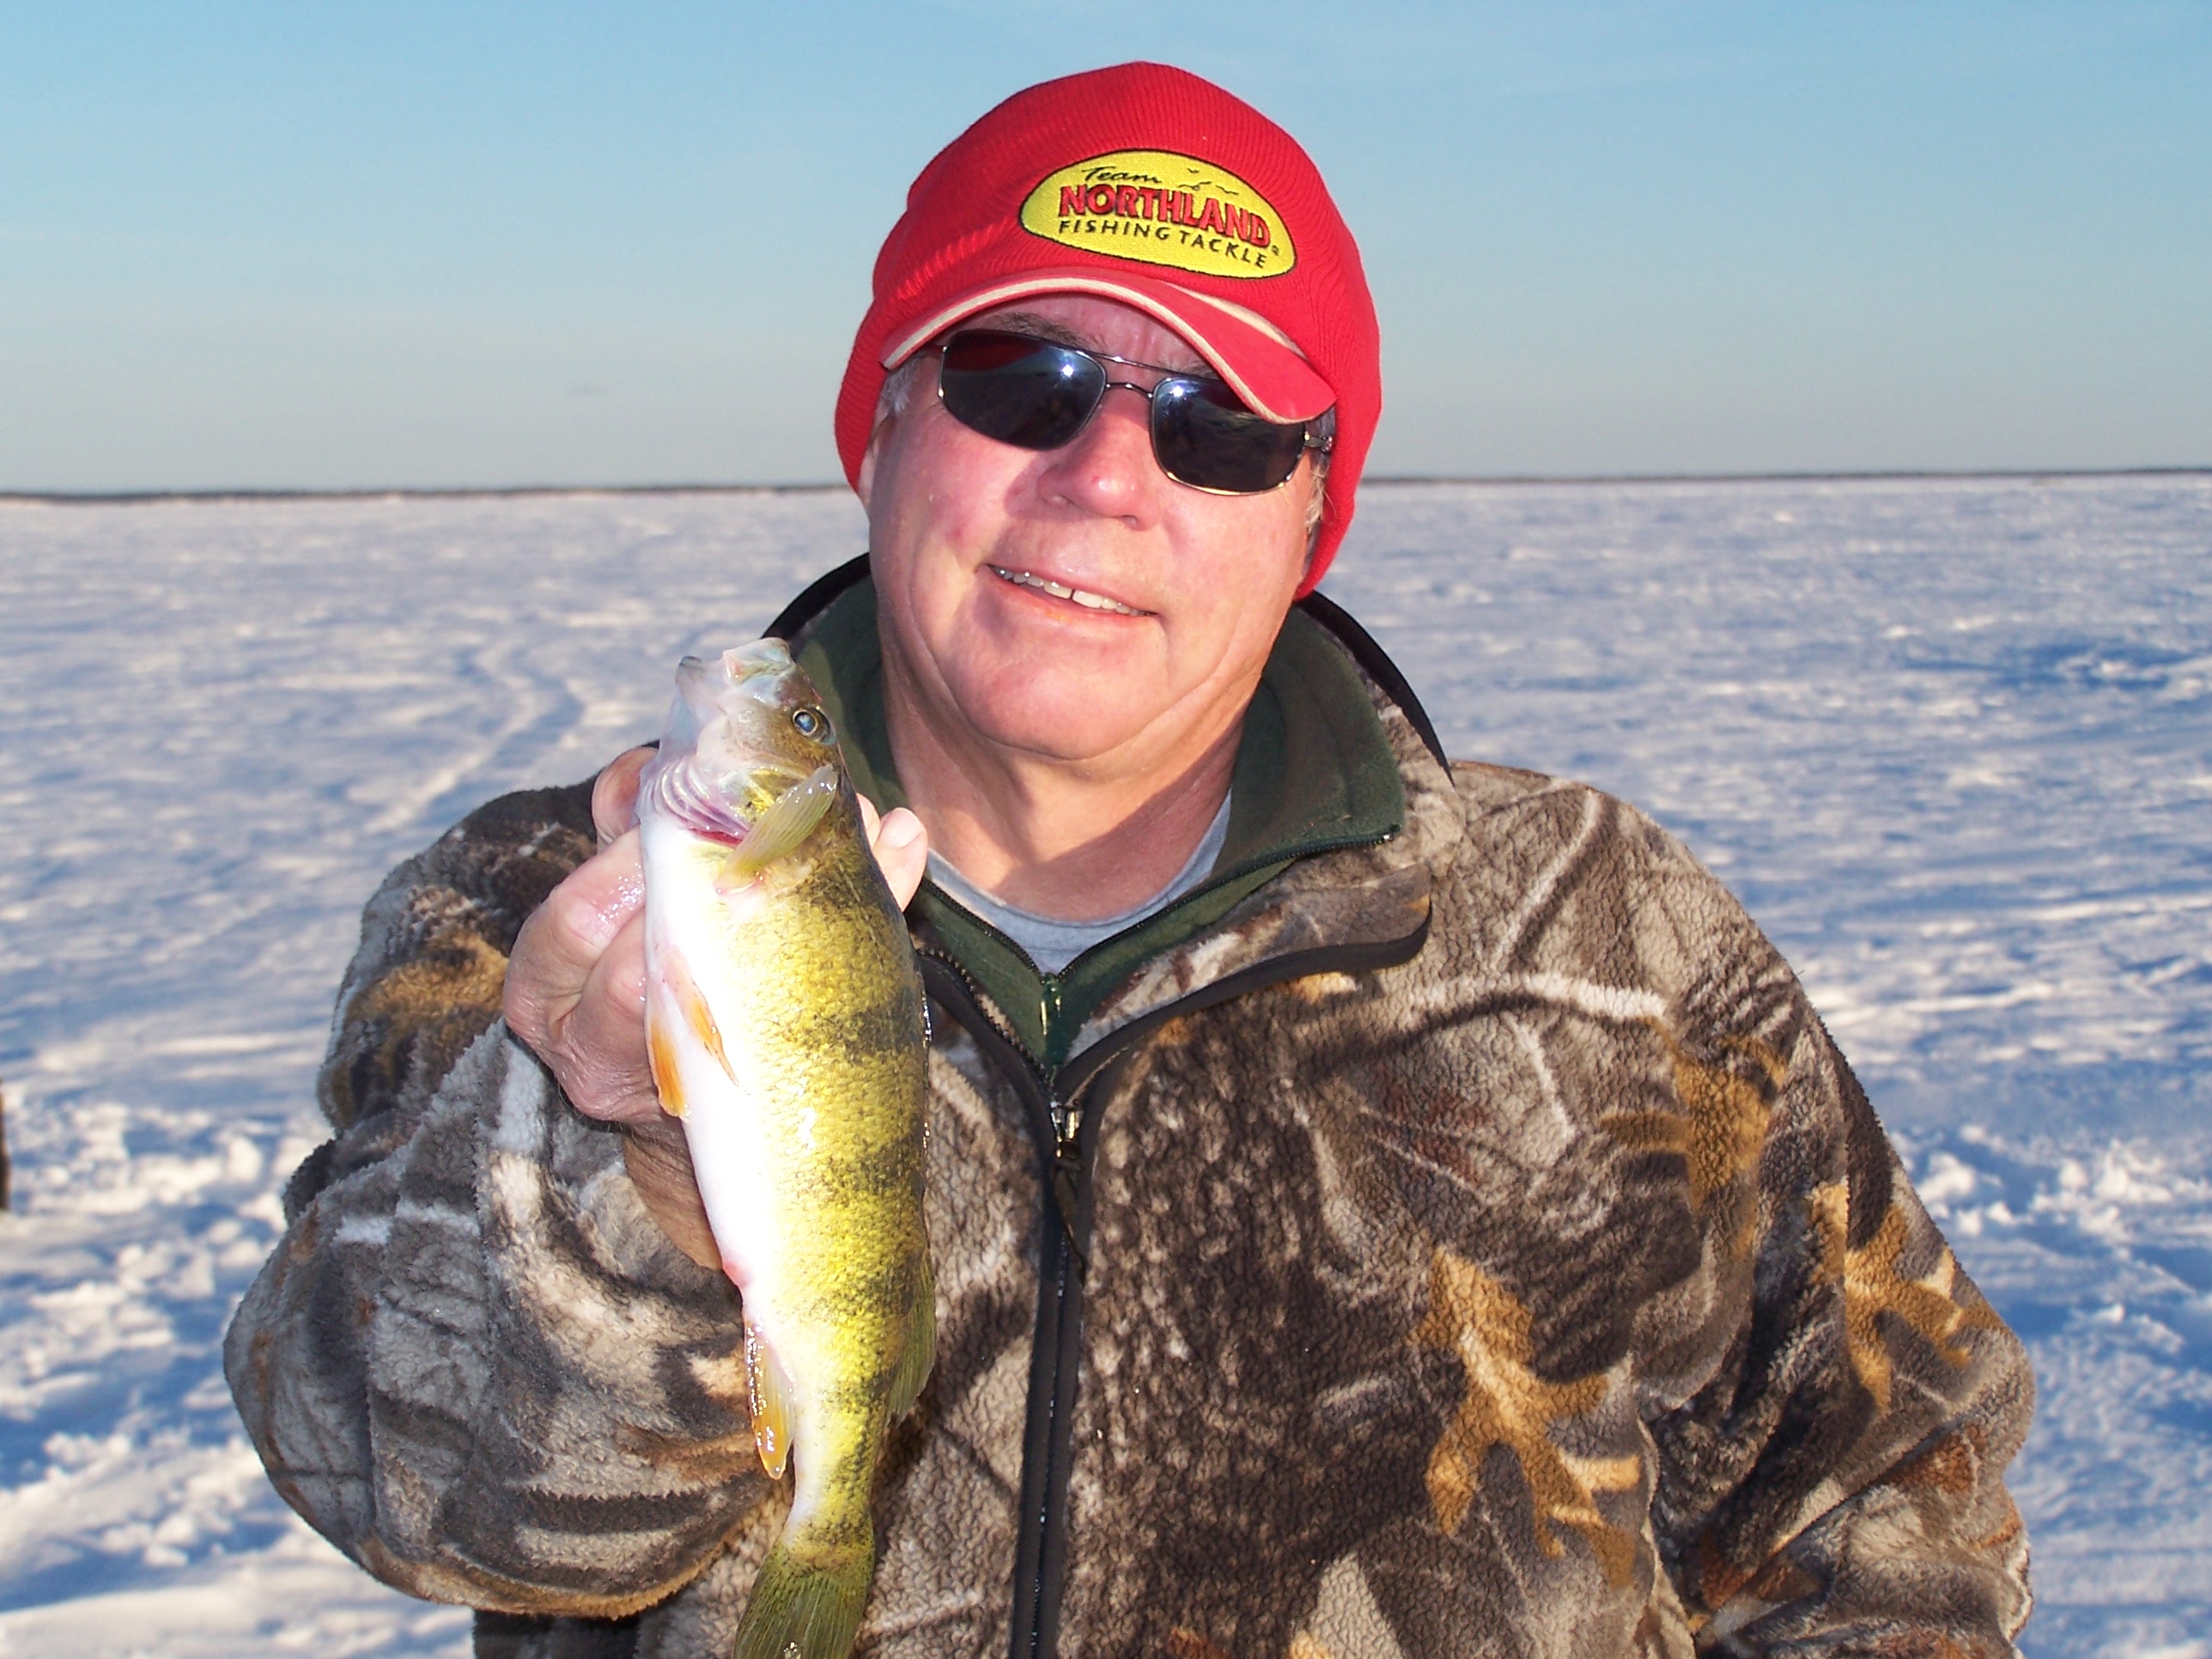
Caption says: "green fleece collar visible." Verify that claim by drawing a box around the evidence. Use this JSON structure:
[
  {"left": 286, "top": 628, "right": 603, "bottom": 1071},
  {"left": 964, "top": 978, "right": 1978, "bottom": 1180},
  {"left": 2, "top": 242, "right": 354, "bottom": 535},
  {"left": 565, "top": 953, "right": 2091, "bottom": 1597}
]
[{"left": 792, "top": 573, "right": 1405, "bottom": 1072}]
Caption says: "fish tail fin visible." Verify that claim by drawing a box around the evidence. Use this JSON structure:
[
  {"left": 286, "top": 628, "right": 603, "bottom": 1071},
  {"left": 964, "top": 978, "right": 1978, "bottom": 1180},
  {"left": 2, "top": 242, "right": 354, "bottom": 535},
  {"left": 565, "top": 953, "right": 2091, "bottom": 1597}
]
[
  {"left": 732, "top": 1535, "right": 875, "bottom": 1659},
  {"left": 886, "top": 1258, "right": 936, "bottom": 1421}
]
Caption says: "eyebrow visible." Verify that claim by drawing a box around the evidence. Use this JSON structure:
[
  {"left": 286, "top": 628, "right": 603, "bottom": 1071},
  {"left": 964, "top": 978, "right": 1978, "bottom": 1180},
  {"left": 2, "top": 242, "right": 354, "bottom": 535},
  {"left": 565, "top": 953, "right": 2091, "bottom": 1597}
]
[
  {"left": 981, "top": 311, "right": 1215, "bottom": 378},
  {"left": 986, "top": 311, "right": 1088, "bottom": 349}
]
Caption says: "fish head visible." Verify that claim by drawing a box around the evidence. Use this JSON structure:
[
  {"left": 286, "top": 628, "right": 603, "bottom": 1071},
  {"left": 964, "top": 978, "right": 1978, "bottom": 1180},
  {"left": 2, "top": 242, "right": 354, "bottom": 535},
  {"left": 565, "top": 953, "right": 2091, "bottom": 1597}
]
[
  {"left": 646, "top": 641, "right": 852, "bottom": 860},
  {"left": 670, "top": 640, "right": 834, "bottom": 774}
]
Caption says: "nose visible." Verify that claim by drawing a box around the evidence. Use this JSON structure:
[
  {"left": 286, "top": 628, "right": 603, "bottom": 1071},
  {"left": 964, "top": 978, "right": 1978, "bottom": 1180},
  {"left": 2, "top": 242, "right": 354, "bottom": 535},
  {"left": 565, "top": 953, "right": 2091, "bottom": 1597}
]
[{"left": 1037, "top": 384, "right": 1164, "bottom": 529}]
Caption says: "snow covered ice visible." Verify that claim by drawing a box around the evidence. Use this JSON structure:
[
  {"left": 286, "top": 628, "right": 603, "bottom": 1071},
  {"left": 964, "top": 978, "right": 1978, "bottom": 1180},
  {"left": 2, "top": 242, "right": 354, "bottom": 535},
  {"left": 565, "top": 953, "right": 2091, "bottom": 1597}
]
[{"left": 1, "top": 476, "right": 2207, "bottom": 1656}]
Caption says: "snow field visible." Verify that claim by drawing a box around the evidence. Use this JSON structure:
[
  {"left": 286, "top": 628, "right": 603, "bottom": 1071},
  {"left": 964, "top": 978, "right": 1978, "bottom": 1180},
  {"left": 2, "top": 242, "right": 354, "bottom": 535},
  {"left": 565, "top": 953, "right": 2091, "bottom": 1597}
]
[{"left": 0, "top": 477, "right": 2207, "bottom": 1655}]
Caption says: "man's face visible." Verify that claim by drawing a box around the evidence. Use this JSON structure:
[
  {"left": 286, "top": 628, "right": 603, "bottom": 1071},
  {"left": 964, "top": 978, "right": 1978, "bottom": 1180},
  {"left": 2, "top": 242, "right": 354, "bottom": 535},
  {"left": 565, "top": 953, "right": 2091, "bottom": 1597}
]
[{"left": 858, "top": 293, "right": 1320, "bottom": 778}]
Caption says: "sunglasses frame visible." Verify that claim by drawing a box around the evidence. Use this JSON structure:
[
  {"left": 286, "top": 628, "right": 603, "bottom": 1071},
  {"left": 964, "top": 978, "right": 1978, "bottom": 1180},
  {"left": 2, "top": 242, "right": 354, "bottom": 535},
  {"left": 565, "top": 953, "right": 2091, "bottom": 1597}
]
[{"left": 933, "top": 329, "right": 1334, "bottom": 497}]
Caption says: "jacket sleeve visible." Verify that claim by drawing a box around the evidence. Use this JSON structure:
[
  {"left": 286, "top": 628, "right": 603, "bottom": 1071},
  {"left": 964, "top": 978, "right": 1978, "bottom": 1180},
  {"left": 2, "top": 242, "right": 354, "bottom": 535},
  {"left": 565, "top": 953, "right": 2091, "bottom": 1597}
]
[
  {"left": 1632, "top": 869, "right": 2036, "bottom": 1651},
  {"left": 1320, "top": 768, "right": 2033, "bottom": 1656},
  {"left": 222, "top": 782, "right": 772, "bottom": 1616}
]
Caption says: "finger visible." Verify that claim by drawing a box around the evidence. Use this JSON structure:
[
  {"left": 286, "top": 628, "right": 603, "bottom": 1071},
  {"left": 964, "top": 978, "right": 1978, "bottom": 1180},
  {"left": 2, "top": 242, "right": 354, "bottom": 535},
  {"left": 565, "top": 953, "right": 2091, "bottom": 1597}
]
[
  {"left": 621, "top": 1116, "right": 720, "bottom": 1269},
  {"left": 505, "top": 830, "right": 645, "bottom": 1050},
  {"left": 554, "top": 910, "right": 662, "bottom": 1124},
  {"left": 593, "top": 747, "right": 654, "bottom": 848},
  {"left": 872, "top": 806, "right": 927, "bottom": 909}
]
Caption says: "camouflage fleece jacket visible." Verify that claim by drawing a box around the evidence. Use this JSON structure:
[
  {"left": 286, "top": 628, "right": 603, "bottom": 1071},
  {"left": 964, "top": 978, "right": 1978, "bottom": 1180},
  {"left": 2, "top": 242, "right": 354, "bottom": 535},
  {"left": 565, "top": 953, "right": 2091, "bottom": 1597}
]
[{"left": 227, "top": 573, "right": 2033, "bottom": 1659}]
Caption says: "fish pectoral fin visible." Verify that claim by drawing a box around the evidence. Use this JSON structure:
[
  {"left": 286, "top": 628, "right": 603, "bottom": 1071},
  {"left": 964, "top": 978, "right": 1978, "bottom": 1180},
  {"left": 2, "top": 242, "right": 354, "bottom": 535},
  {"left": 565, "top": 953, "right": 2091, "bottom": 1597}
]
[
  {"left": 729, "top": 764, "right": 840, "bottom": 877},
  {"left": 886, "top": 1258, "right": 937, "bottom": 1421},
  {"left": 745, "top": 1321, "right": 796, "bottom": 1480}
]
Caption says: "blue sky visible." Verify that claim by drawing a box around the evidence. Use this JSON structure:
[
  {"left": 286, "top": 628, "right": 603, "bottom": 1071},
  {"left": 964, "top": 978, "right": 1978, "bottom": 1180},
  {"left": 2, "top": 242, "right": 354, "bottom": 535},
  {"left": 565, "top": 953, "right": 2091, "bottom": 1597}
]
[{"left": 2, "top": 1, "right": 2206, "bottom": 491}]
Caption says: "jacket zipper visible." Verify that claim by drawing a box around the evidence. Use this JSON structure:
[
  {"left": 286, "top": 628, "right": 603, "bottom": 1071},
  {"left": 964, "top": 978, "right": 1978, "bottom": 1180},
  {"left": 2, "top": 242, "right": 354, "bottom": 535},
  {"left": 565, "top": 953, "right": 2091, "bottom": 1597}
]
[
  {"left": 916, "top": 914, "right": 1433, "bottom": 1659},
  {"left": 914, "top": 952, "right": 1083, "bottom": 1657}
]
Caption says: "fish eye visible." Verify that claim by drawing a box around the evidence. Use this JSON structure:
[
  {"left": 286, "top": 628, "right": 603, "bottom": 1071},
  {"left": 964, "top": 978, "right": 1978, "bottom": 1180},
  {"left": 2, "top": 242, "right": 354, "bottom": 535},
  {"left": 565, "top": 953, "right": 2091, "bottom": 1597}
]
[{"left": 792, "top": 707, "right": 830, "bottom": 741}]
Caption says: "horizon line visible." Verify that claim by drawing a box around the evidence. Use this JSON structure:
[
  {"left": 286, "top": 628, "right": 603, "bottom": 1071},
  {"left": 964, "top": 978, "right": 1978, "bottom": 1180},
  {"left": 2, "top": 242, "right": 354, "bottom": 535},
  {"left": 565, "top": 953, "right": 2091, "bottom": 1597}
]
[{"left": 3, "top": 464, "right": 2208, "bottom": 507}]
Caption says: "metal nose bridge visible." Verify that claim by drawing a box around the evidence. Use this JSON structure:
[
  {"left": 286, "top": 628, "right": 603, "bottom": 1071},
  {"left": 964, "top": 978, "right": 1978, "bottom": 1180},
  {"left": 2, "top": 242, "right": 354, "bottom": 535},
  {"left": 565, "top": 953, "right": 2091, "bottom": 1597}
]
[{"left": 1096, "top": 372, "right": 1194, "bottom": 404}]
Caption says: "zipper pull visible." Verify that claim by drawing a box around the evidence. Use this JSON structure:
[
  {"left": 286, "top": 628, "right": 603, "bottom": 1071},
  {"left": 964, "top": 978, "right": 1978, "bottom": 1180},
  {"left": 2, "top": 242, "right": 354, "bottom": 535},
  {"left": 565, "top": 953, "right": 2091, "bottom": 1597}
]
[
  {"left": 1047, "top": 1094, "right": 1088, "bottom": 1270},
  {"left": 1040, "top": 974, "right": 1065, "bottom": 1064}
]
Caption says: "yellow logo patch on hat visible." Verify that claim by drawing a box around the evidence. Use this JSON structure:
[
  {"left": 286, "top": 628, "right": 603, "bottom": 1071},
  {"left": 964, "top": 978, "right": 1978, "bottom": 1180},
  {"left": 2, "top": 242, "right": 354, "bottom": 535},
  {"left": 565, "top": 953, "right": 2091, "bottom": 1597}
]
[{"left": 1019, "top": 150, "right": 1295, "bottom": 279}]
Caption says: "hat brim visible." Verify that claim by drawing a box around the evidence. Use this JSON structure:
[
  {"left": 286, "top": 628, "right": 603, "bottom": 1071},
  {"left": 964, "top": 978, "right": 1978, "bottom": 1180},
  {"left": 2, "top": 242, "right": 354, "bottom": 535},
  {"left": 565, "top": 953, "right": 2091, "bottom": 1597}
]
[{"left": 878, "top": 266, "right": 1337, "bottom": 426}]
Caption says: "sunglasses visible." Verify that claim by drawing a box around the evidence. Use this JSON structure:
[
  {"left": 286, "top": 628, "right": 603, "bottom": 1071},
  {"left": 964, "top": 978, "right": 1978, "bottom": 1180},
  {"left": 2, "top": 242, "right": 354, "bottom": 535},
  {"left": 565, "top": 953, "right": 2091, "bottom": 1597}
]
[{"left": 934, "top": 329, "right": 1333, "bottom": 495}]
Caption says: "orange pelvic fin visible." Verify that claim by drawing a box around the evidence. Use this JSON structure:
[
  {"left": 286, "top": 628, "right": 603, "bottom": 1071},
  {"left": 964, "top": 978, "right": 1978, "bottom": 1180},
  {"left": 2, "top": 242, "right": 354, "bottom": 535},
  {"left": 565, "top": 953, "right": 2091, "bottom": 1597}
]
[
  {"left": 663, "top": 945, "right": 737, "bottom": 1085},
  {"left": 645, "top": 1008, "right": 687, "bottom": 1118},
  {"left": 744, "top": 1322, "right": 795, "bottom": 1480}
]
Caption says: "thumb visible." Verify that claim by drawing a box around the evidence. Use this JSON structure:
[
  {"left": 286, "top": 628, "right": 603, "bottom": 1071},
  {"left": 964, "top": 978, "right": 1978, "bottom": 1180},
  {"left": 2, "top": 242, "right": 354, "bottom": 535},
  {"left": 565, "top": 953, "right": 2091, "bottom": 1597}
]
[
  {"left": 859, "top": 797, "right": 928, "bottom": 909},
  {"left": 593, "top": 746, "right": 654, "bottom": 848}
]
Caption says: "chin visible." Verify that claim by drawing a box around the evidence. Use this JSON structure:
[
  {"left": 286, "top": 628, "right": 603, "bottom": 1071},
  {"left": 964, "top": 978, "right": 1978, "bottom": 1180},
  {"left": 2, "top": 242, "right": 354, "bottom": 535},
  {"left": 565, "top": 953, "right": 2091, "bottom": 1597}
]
[
  {"left": 981, "top": 711, "right": 1151, "bottom": 764},
  {"left": 962, "top": 681, "right": 1155, "bottom": 763}
]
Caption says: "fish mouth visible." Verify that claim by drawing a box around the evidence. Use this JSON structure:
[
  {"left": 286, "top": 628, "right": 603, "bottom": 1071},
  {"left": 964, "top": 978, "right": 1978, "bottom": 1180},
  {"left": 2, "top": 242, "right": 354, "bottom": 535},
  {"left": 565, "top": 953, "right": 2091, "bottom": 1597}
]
[
  {"left": 653, "top": 640, "right": 833, "bottom": 851},
  {"left": 724, "top": 640, "right": 800, "bottom": 704},
  {"left": 674, "top": 641, "right": 797, "bottom": 713},
  {"left": 726, "top": 639, "right": 793, "bottom": 672}
]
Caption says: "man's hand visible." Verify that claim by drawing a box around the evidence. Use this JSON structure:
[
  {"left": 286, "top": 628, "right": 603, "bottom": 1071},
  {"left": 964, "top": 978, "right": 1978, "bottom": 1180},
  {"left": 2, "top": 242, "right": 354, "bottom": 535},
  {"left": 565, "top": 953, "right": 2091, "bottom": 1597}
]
[{"left": 503, "top": 746, "right": 928, "bottom": 1127}]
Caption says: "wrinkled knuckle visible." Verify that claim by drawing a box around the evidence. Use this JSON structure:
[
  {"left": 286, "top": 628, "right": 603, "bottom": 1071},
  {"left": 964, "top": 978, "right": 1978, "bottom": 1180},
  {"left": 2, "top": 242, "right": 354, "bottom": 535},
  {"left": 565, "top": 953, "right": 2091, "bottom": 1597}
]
[
  {"left": 501, "top": 976, "right": 537, "bottom": 1041},
  {"left": 541, "top": 879, "right": 597, "bottom": 939},
  {"left": 568, "top": 1066, "right": 646, "bottom": 1123},
  {"left": 502, "top": 959, "right": 550, "bottom": 1036},
  {"left": 535, "top": 887, "right": 614, "bottom": 970},
  {"left": 605, "top": 957, "right": 648, "bottom": 1012}
]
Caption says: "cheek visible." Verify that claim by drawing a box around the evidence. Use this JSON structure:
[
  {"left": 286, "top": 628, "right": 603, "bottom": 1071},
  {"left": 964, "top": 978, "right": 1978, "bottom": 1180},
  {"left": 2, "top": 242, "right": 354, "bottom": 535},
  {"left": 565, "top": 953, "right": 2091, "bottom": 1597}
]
[
  {"left": 1164, "top": 499, "right": 1310, "bottom": 623},
  {"left": 869, "top": 424, "right": 987, "bottom": 594},
  {"left": 890, "top": 407, "right": 1020, "bottom": 533}
]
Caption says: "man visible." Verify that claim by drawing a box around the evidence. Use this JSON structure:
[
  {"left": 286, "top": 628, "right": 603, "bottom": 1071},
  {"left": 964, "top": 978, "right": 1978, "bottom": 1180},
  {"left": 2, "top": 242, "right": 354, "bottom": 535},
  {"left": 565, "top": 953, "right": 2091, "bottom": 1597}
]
[{"left": 228, "top": 62, "right": 2034, "bottom": 1659}]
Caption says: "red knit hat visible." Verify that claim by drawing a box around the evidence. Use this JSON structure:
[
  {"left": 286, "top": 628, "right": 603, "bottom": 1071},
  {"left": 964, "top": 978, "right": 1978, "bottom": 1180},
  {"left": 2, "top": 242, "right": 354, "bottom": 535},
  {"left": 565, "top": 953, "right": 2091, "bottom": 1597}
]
[{"left": 834, "top": 61, "right": 1381, "bottom": 592}]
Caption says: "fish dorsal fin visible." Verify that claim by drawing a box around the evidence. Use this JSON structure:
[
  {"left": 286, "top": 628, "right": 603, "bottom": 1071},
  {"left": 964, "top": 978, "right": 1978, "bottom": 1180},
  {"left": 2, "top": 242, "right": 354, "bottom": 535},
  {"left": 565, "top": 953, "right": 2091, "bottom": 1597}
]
[
  {"left": 729, "top": 764, "right": 840, "bottom": 878},
  {"left": 886, "top": 1258, "right": 937, "bottom": 1421},
  {"left": 745, "top": 1321, "right": 795, "bottom": 1480}
]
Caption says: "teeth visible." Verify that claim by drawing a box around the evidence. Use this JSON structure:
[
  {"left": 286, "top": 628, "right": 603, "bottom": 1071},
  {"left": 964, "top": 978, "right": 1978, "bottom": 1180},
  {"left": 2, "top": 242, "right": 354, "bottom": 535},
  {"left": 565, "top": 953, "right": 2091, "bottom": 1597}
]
[{"left": 991, "top": 566, "right": 1142, "bottom": 616}]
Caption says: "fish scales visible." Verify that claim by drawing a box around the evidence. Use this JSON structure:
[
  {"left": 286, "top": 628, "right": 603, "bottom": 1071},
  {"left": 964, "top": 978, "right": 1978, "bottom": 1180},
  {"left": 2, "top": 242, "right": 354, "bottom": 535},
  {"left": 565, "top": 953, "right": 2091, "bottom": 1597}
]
[{"left": 637, "top": 641, "right": 933, "bottom": 1659}]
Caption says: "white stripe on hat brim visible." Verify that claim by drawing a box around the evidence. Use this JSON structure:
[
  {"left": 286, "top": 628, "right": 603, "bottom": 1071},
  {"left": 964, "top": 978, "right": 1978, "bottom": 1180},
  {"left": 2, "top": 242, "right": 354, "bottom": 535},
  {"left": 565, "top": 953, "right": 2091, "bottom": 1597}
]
[{"left": 878, "top": 269, "right": 1335, "bottom": 425}]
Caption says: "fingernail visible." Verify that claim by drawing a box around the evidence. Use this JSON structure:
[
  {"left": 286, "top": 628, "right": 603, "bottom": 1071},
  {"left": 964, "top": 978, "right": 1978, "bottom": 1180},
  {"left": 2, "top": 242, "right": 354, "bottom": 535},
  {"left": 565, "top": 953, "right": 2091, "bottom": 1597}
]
[{"left": 882, "top": 813, "right": 923, "bottom": 848}]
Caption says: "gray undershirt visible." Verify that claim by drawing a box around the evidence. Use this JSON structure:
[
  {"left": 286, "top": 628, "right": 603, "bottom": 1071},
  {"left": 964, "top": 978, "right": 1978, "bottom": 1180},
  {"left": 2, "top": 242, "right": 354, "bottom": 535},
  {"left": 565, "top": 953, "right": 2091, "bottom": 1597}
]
[{"left": 925, "top": 793, "right": 1233, "bottom": 974}]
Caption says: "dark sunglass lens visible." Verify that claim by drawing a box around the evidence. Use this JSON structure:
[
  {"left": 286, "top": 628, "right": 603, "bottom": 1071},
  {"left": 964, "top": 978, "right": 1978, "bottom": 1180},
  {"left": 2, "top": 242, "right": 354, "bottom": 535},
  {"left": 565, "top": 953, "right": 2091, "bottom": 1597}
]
[
  {"left": 939, "top": 331, "right": 1104, "bottom": 451},
  {"left": 1150, "top": 378, "right": 1310, "bottom": 493}
]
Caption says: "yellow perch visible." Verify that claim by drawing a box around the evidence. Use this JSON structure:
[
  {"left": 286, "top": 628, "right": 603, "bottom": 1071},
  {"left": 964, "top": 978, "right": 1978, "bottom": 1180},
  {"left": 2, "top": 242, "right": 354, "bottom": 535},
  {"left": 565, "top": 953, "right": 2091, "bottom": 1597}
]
[{"left": 637, "top": 641, "right": 933, "bottom": 1659}]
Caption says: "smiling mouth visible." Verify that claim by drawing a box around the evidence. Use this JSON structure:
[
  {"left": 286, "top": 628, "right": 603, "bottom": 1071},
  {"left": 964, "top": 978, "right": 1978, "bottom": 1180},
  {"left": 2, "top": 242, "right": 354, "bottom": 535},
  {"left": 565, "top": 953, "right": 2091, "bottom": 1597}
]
[{"left": 989, "top": 565, "right": 1149, "bottom": 617}]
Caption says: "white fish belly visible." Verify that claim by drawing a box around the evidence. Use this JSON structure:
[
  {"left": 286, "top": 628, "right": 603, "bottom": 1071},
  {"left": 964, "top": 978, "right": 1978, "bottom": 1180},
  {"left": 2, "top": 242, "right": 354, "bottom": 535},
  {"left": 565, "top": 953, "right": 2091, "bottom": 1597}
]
[{"left": 638, "top": 814, "right": 783, "bottom": 1297}]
